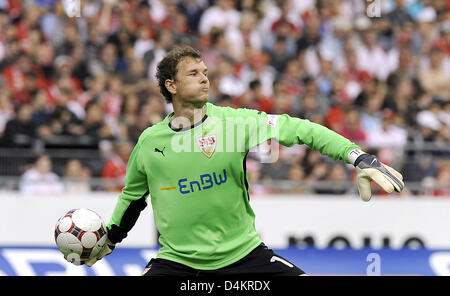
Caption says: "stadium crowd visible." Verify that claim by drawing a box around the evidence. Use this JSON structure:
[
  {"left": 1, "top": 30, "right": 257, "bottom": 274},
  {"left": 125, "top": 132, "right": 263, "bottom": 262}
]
[{"left": 0, "top": 0, "right": 449, "bottom": 196}]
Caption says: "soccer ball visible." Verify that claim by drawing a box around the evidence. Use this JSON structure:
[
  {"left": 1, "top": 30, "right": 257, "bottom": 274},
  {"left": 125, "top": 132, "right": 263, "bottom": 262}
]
[{"left": 54, "top": 208, "right": 108, "bottom": 265}]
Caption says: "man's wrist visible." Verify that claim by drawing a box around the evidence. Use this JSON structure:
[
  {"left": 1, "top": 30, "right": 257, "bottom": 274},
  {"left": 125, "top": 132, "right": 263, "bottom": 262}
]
[{"left": 347, "top": 148, "right": 367, "bottom": 166}]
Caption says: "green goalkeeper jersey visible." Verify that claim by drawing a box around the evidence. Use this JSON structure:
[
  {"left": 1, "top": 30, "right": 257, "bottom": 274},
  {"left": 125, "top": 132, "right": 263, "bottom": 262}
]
[{"left": 106, "top": 102, "right": 360, "bottom": 270}]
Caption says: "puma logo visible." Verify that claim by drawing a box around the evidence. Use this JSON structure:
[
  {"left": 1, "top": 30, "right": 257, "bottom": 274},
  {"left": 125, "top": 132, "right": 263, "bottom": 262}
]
[{"left": 154, "top": 147, "right": 165, "bottom": 156}]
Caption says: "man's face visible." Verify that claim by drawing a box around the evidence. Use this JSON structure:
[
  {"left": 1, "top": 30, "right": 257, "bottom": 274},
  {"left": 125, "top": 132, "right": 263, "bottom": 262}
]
[
  {"left": 17, "top": 105, "right": 32, "bottom": 122},
  {"left": 430, "top": 50, "right": 443, "bottom": 68},
  {"left": 36, "top": 156, "right": 51, "bottom": 174},
  {"left": 172, "top": 57, "right": 210, "bottom": 105}
]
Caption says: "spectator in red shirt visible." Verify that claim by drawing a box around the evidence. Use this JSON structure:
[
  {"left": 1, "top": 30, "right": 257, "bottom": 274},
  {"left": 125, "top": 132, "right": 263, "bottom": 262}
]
[
  {"left": 233, "top": 79, "right": 273, "bottom": 113},
  {"left": 338, "top": 107, "right": 367, "bottom": 146},
  {"left": 2, "top": 52, "right": 30, "bottom": 102},
  {"left": 101, "top": 140, "right": 133, "bottom": 191},
  {"left": 251, "top": 79, "right": 273, "bottom": 113}
]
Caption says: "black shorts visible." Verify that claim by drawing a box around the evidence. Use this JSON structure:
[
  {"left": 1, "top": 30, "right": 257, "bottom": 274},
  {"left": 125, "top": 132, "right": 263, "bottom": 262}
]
[{"left": 143, "top": 243, "right": 305, "bottom": 276}]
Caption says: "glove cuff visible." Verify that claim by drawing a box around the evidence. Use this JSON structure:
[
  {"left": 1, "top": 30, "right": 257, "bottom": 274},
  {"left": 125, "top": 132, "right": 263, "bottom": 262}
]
[
  {"left": 347, "top": 148, "right": 367, "bottom": 166},
  {"left": 106, "top": 238, "right": 116, "bottom": 249}
]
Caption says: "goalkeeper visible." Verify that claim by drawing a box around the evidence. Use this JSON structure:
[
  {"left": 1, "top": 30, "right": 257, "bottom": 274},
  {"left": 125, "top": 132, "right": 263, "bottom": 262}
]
[{"left": 85, "top": 46, "right": 404, "bottom": 275}]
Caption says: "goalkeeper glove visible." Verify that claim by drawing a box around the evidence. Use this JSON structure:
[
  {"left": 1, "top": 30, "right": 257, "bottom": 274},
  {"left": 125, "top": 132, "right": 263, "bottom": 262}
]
[
  {"left": 85, "top": 238, "right": 116, "bottom": 267},
  {"left": 348, "top": 149, "right": 405, "bottom": 202}
]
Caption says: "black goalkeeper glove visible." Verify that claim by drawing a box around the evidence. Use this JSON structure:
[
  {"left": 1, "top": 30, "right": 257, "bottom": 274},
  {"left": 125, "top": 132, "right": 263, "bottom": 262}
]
[{"left": 348, "top": 149, "right": 405, "bottom": 202}]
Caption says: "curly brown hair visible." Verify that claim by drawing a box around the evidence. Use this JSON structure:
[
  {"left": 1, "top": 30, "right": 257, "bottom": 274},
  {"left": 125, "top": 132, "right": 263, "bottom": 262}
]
[{"left": 156, "top": 45, "right": 203, "bottom": 103}]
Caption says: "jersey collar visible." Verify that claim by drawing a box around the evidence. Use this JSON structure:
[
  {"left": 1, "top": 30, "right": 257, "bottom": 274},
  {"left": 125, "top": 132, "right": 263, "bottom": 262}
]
[{"left": 167, "top": 102, "right": 210, "bottom": 132}]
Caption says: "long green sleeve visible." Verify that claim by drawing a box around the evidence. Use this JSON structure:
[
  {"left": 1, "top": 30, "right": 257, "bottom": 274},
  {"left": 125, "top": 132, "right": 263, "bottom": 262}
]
[
  {"left": 106, "top": 142, "right": 149, "bottom": 243},
  {"left": 231, "top": 108, "right": 361, "bottom": 163}
]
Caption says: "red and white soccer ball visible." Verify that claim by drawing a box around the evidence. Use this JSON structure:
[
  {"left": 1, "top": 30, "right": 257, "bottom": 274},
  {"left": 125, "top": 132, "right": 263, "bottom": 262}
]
[{"left": 54, "top": 208, "right": 107, "bottom": 265}]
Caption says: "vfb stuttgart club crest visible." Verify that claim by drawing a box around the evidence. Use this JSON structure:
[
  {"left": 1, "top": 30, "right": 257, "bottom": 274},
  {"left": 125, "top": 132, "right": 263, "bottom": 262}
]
[{"left": 196, "top": 135, "right": 216, "bottom": 158}]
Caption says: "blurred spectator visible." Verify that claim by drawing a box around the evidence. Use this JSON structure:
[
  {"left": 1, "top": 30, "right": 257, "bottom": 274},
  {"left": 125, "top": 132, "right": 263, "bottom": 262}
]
[
  {"left": 387, "top": 41, "right": 418, "bottom": 84},
  {"left": 325, "top": 100, "right": 346, "bottom": 136},
  {"left": 233, "top": 79, "right": 273, "bottom": 113},
  {"left": 268, "top": 36, "right": 293, "bottom": 73},
  {"left": 134, "top": 27, "right": 156, "bottom": 61},
  {"left": 296, "top": 8, "right": 320, "bottom": 53},
  {"left": 13, "top": 71, "right": 40, "bottom": 105},
  {"left": 402, "top": 153, "right": 437, "bottom": 195},
  {"left": 387, "top": 0, "right": 413, "bottom": 31},
  {"left": 353, "top": 72, "right": 380, "bottom": 108},
  {"left": 271, "top": 79, "right": 295, "bottom": 115},
  {"left": 295, "top": 93, "right": 323, "bottom": 121},
  {"left": 19, "top": 154, "right": 64, "bottom": 195},
  {"left": 314, "top": 163, "right": 351, "bottom": 195},
  {"left": 102, "top": 75, "right": 124, "bottom": 134},
  {"left": 133, "top": 100, "right": 162, "bottom": 136},
  {"left": 63, "top": 159, "right": 92, "bottom": 193},
  {"left": 417, "top": 97, "right": 446, "bottom": 135},
  {"left": 198, "top": 0, "right": 241, "bottom": 36},
  {"left": 2, "top": 52, "right": 33, "bottom": 104},
  {"left": 227, "top": 10, "right": 263, "bottom": 61},
  {"left": 134, "top": 0, "right": 154, "bottom": 29},
  {"left": 78, "top": 74, "right": 108, "bottom": 108},
  {"left": 122, "top": 58, "right": 149, "bottom": 98},
  {"left": 416, "top": 6, "right": 440, "bottom": 55},
  {"left": 260, "top": 157, "right": 290, "bottom": 181},
  {"left": 338, "top": 107, "right": 367, "bottom": 146},
  {"left": 285, "top": 164, "right": 309, "bottom": 194},
  {"left": 89, "top": 42, "right": 122, "bottom": 77},
  {"left": 83, "top": 103, "right": 113, "bottom": 141},
  {"left": 119, "top": 94, "right": 140, "bottom": 143},
  {"left": 40, "top": 1, "right": 67, "bottom": 49},
  {"left": 366, "top": 109, "right": 408, "bottom": 149},
  {"left": 31, "top": 90, "right": 52, "bottom": 128},
  {"left": 1, "top": 104, "right": 38, "bottom": 147},
  {"left": 354, "top": 20, "right": 392, "bottom": 81},
  {"left": 301, "top": 150, "right": 325, "bottom": 179},
  {"left": 69, "top": 43, "right": 90, "bottom": 89},
  {"left": 279, "top": 58, "right": 304, "bottom": 104},
  {"left": 49, "top": 91, "right": 84, "bottom": 137},
  {"left": 101, "top": 140, "right": 132, "bottom": 191},
  {"left": 217, "top": 54, "right": 247, "bottom": 97},
  {"left": 293, "top": 77, "right": 329, "bottom": 120},
  {"left": 241, "top": 51, "right": 278, "bottom": 99},
  {"left": 178, "top": 0, "right": 207, "bottom": 34},
  {"left": 418, "top": 42, "right": 450, "bottom": 99},
  {"left": 316, "top": 58, "right": 334, "bottom": 96},
  {"left": 383, "top": 77, "right": 418, "bottom": 127},
  {"left": 143, "top": 28, "right": 173, "bottom": 80},
  {"left": 360, "top": 97, "right": 383, "bottom": 135},
  {"left": 50, "top": 55, "right": 83, "bottom": 101},
  {"left": 201, "top": 29, "right": 230, "bottom": 74}
]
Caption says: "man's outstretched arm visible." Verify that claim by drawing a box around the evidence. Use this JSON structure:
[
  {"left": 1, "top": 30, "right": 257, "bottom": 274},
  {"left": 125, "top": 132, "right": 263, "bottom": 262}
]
[{"left": 239, "top": 108, "right": 405, "bottom": 200}]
